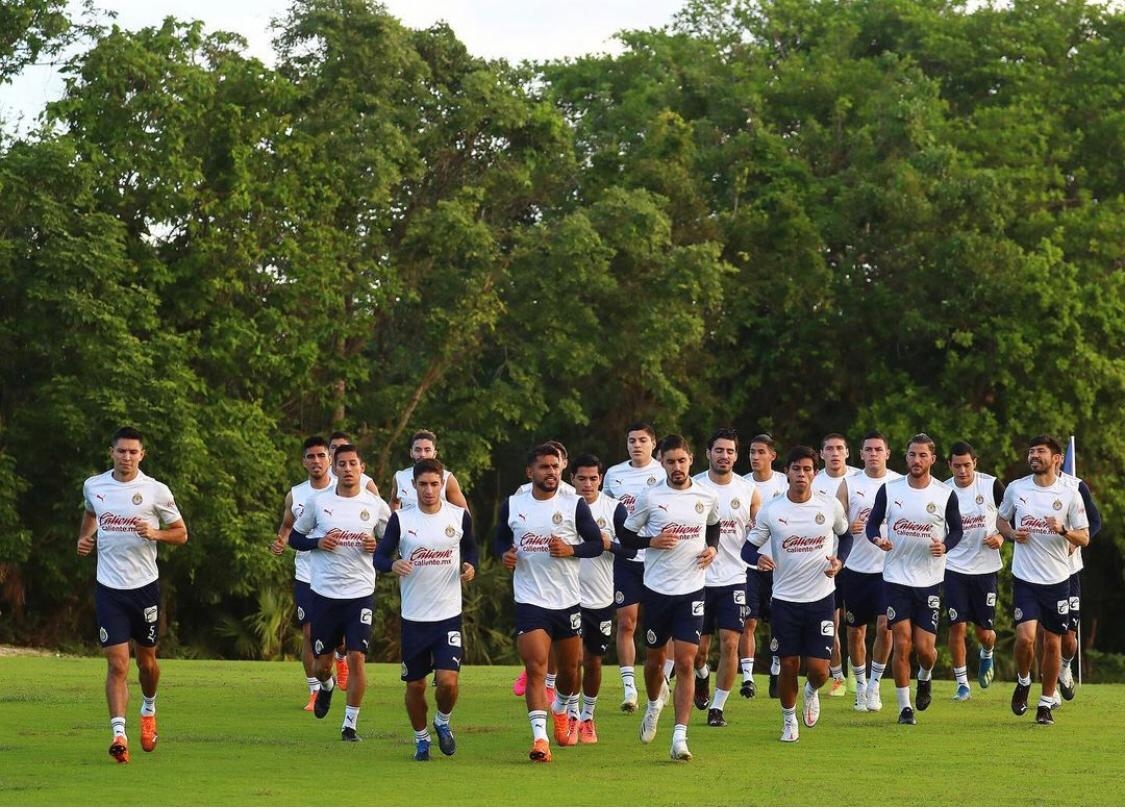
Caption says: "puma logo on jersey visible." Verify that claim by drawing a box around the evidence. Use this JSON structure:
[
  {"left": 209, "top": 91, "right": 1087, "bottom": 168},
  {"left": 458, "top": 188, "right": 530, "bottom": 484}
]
[
  {"left": 323, "top": 508, "right": 333, "bottom": 516},
  {"left": 894, "top": 500, "right": 902, "bottom": 508},
  {"left": 518, "top": 513, "right": 527, "bottom": 521},
  {"left": 657, "top": 504, "right": 669, "bottom": 512},
  {"left": 1018, "top": 497, "right": 1028, "bottom": 505},
  {"left": 856, "top": 490, "right": 865, "bottom": 498},
  {"left": 96, "top": 494, "right": 105, "bottom": 501},
  {"left": 407, "top": 530, "right": 417, "bottom": 537},
  {"left": 777, "top": 518, "right": 788, "bottom": 526}
]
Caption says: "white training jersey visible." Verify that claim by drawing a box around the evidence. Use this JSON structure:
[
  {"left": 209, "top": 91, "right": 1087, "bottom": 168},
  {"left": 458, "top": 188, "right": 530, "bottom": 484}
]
[
  {"left": 294, "top": 488, "right": 391, "bottom": 599},
  {"left": 879, "top": 478, "right": 957, "bottom": 588},
  {"left": 843, "top": 470, "right": 903, "bottom": 575},
  {"left": 999, "top": 475, "right": 1088, "bottom": 586},
  {"left": 744, "top": 470, "right": 788, "bottom": 504},
  {"left": 84, "top": 470, "right": 183, "bottom": 590},
  {"left": 693, "top": 473, "right": 756, "bottom": 587},
  {"left": 580, "top": 493, "right": 620, "bottom": 609},
  {"left": 747, "top": 492, "right": 848, "bottom": 604},
  {"left": 392, "top": 467, "right": 453, "bottom": 510},
  {"left": 393, "top": 502, "right": 467, "bottom": 622},
  {"left": 944, "top": 473, "right": 1003, "bottom": 576},
  {"left": 506, "top": 490, "right": 587, "bottom": 609},
  {"left": 812, "top": 466, "right": 861, "bottom": 499},
  {"left": 289, "top": 478, "right": 335, "bottom": 583},
  {"left": 1058, "top": 472, "right": 1085, "bottom": 575},
  {"left": 603, "top": 458, "right": 664, "bottom": 564},
  {"left": 516, "top": 480, "right": 577, "bottom": 497},
  {"left": 624, "top": 479, "right": 720, "bottom": 596}
]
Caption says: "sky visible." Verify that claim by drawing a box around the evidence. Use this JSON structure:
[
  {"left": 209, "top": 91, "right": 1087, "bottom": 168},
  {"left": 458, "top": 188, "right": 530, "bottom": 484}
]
[{"left": 0, "top": 0, "right": 686, "bottom": 128}]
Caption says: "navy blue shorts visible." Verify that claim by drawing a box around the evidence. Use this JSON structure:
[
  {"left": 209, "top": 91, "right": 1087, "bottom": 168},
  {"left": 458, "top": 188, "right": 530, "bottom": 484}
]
[
  {"left": 293, "top": 579, "right": 314, "bottom": 626},
  {"left": 643, "top": 587, "right": 704, "bottom": 648},
  {"left": 613, "top": 557, "right": 645, "bottom": 609},
  {"left": 515, "top": 602, "right": 581, "bottom": 640},
  {"left": 703, "top": 584, "right": 747, "bottom": 635},
  {"left": 310, "top": 592, "right": 373, "bottom": 655},
  {"left": 744, "top": 569, "right": 773, "bottom": 622},
  {"left": 581, "top": 604, "right": 615, "bottom": 657},
  {"left": 401, "top": 616, "right": 462, "bottom": 682},
  {"left": 944, "top": 570, "right": 997, "bottom": 629},
  {"left": 886, "top": 581, "right": 941, "bottom": 634},
  {"left": 1013, "top": 577, "right": 1069, "bottom": 635},
  {"left": 838, "top": 569, "right": 886, "bottom": 628},
  {"left": 769, "top": 595, "right": 836, "bottom": 660},
  {"left": 1067, "top": 573, "right": 1081, "bottom": 631},
  {"left": 96, "top": 581, "right": 160, "bottom": 648}
]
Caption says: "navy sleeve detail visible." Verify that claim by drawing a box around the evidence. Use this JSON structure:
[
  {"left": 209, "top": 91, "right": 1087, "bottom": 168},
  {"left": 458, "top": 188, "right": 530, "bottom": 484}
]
[
  {"left": 288, "top": 529, "right": 318, "bottom": 552},
  {"left": 461, "top": 511, "right": 479, "bottom": 569},
  {"left": 373, "top": 513, "right": 401, "bottom": 573},
  {"left": 865, "top": 486, "right": 888, "bottom": 542},
  {"left": 836, "top": 532, "right": 853, "bottom": 564},
  {"left": 705, "top": 522, "right": 721, "bottom": 549},
  {"left": 741, "top": 540, "right": 760, "bottom": 566},
  {"left": 493, "top": 499, "right": 514, "bottom": 557},
  {"left": 943, "top": 492, "right": 963, "bottom": 551},
  {"left": 1078, "top": 481, "right": 1102, "bottom": 538},
  {"left": 571, "top": 499, "right": 607, "bottom": 558}
]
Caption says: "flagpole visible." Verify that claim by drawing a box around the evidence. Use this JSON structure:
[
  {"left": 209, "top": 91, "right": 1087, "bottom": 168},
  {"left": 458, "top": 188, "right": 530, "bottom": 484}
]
[{"left": 1066, "top": 435, "right": 1082, "bottom": 687}]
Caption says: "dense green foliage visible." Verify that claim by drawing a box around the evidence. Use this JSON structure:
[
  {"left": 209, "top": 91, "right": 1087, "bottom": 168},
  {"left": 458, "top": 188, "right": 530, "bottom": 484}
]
[{"left": 1, "top": 0, "right": 1123, "bottom": 660}]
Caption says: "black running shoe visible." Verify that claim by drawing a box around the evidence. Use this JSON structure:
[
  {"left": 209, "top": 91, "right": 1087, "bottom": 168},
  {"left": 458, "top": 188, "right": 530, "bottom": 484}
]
[
  {"left": 897, "top": 707, "right": 917, "bottom": 725},
  {"left": 694, "top": 674, "right": 711, "bottom": 711},
  {"left": 769, "top": 674, "right": 779, "bottom": 699},
  {"left": 314, "top": 685, "right": 333, "bottom": 719},
  {"left": 916, "top": 679, "right": 932, "bottom": 711},
  {"left": 707, "top": 708, "right": 727, "bottom": 727},
  {"left": 740, "top": 679, "right": 756, "bottom": 699},
  {"left": 1011, "top": 682, "right": 1030, "bottom": 716},
  {"left": 341, "top": 726, "right": 361, "bottom": 742},
  {"left": 1035, "top": 705, "right": 1054, "bottom": 725}
]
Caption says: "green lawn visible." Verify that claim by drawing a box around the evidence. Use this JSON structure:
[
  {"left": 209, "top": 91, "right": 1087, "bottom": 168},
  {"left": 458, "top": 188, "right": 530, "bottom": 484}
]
[{"left": 3, "top": 655, "right": 1124, "bottom": 806}]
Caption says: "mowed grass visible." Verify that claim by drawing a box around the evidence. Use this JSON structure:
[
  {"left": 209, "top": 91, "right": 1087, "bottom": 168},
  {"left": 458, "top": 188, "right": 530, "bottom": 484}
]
[{"left": 3, "top": 656, "right": 1125, "bottom": 806}]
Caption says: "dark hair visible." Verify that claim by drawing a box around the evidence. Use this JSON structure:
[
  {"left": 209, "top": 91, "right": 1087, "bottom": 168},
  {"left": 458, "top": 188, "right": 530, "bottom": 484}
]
[
  {"left": 626, "top": 421, "right": 657, "bottom": 441},
  {"left": 947, "top": 440, "right": 976, "bottom": 460},
  {"left": 410, "top": 429, "right": 437, "bottom": 447},
  {"left": 821, "top": 432, "right": 848, "bottom": 449},
  {"left": 546, "top": 439, "right": 569, "bottom": 460},
  {"left": 329, "top": 430, "right": 350, "bottom": 442},
  {"left": 907, "top": 433, "right": 937, "bottom": 455},
  {"left": 303, "top": 435, "right": 329, "bottom": 452},
  {"left": 413, "top": 458, "right": 445, "bottom": 479},
  {"left": 111, "top": 426, "right": 144, "bottom": 446},
  {"left": 526, "top": 443, "right": 561, "bottom": 466},
  {"left": 332, "top": 443, "right": 361, "bottom": 461},
  {"left": 1028, "top": 434, "right": 1063, "bottom": 456},
  {"left": 861, "top": 430, "right": 889, "bottom": 450},
  {"left": 707, "top": 427, "right": 739, "bottom": 451},
  {"left": 570, "top": 453, "right": 604, "bottom": 476},
  {"left": 750, "top": 433, "right": 776, "bottom": 450},
  {"left": 658, "top": 434, "right": 691, "bottom": 457},
  {"left": 785, "top": 445, "right": 819, "bottom": 469}
]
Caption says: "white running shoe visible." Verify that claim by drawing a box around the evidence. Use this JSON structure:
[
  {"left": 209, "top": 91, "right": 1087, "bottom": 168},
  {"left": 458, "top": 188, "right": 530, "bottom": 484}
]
[
  {"left": 620, "top": 688, "right": 638, "bottom": 713},
  {"left": 780, "top": 718, "right": 800, "bottom": 743},
  {"left": 853, "top": 688, "right": 868, "bottom": 712},
  {"left": 669, "top": 739, "right": 692, "bottom": 761},
  {"left": 866, "top": 682, "right": 883, "bottom": 712},
  {"left": 639, "top": 703, "right": 662, "bottom": 744},
  {"left": 803, "top": 684, "right": 821, "bottom": 728}
]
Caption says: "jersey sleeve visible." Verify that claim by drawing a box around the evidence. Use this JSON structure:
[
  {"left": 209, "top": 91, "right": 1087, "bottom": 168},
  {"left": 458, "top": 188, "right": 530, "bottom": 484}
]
[
  {"left": 1067, "top": 489, "right": 1090, "bottom": 532},
  {"left": 493, "top": 497, "right": 514, "bottom": 557},
  {"left": 152, "top": 482, "right": 183, "bottom": 526},
  {"left": 831, "top": 497, "right": 848, "bottom": 536},
  {"left": 997, "top": 483, "right": 1016, "bottom": 522},
  {"left": 623, "top": 489, "right": 651, "bottom": 534},
  {"left": 746, "top": 503, "right": 770, "bottom": 549},
  {"left": 293, "top": 493, "right": 318, "bottom": 536},
  {"left": 460, "top": 510, "right": 479, "bottom": 569},
  {"left": 1077, "top": 481, "right": 1100, "bottom": 537}
]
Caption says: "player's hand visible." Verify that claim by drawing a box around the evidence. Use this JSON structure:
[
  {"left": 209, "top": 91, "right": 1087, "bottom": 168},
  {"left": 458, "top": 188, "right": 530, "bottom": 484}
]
[
  {"left": 601, "top": 531, "right": 612, "bottom": 551},
  {"left": 696, "top": 546, "right": 716, "bottom": 569},
  {"left": 984, "top": 533, "right": 1003, "bottom": 550},
  {"left": 502, "top": 547, "right": 518, "bottom": 570},
  {"left": 270, "top": 535, "right": 287, "bottom": 555},
  {"left": 824, "top": 556, "right": 842, "bottom": 577},
  {"left": 76, "top": 535, "right": 96, "bottom": 556},
  {"left": 549, "top": 536, "right": 574, "bottom": 557},
  {"left": 650, "top": 529, "right": 678, "bottom": 550},
  {"left": 319, "top": 531, "right": 340, "bottom": 552},
  {"left": 1012, "top": 529, "right": 1029, "bottom": 544},
  {"left": 362, "top": 534, "right": 377, "bottom": 554},
  {"left": 850, "top": 518, "right": 866, "bottom": 535},
  {"left": 929, "top": 537, "right": 946, "bottom": 557},
  {"left": 1046, "top": 515, "right": 1063, "bottom": 534},
  {"left": 873, "top": 536, "right": 892, "bottom": 551},
  {"left": 135, "top": 521, "right": 158, "bottom": 542},
  {"left": 756, "top": 554, "right": 775, "bottom": 572},
  {"left": 461, "top": 562, "right": 476, "bottom": 582},
  {"left": 391, "top": 559, "right": 413, "bottom": 577}
]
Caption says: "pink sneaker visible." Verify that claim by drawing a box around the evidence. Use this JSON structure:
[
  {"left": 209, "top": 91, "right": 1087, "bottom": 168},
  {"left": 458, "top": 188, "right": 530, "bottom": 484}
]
[{"left": 512, "top": 670, "right": 528, "bottom": 697}]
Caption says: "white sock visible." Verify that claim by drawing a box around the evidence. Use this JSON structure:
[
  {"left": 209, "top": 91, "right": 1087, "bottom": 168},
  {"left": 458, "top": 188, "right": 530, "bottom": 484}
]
[
  {"left": 620, "top": 667, "right": 636, "bottom": 693},
  {"left": 870, "top": 661, "right": 886, "bottom": 682},
  {"left": 662, "top": 659, "right": 675, "bottom": 681},
  {"left": 321, "top": 676, "right": 335, "bottom": 692},
  {"left": 917, "top": 666, "right": 933, "bottom": 681},
  {"left": 672, "top": 723, "right": 687, "bottom": 744},
  {"left": 435, "top": 710, "right": 451, "bottom": 727},
  {"left": 647, "top": 699, "right": 661, "bottom": 714},
  {"left": 550, "top": 692, "right": 570, "bottom": 715},
  {"left": 770, "top": 656, "right": 781, "bottom": 676},
  {"left": 896, "top": 686, "right": 912, "bottom": 711},
  {"left": 1018, "top": 672, "right": 1032, "bottom": 687},
  {"left": 695, "top": 664, "right": 710, "bottom": 679},
  {"left": 850, "top": 660, "right": 867, "bottom": 692},
  {"left": 334, "top": 650, "right": 346, "bottom": 663},
  {"left": 306, "top": 676, "right": 321, "bottom": 693},
  {"left": 781, "top": 705, "right": 797, "bottom": 722},
  {"left": 1061, "top": 656, "right": 1073, "bottom": 669},
  {"left": 980, "top": 646, "right": 994, "bottom": 660},
  {"left": 529, "top": 710, "right": 548, "bottom": 741},
  {"left": 740, "top": 657, "right": 754, "bottom": 680},
  {"left": 343, "top": 705, "right": 360, "bottom": 730},
  {"left": 567, "top": 693, "right": 580, "bottom": 719},
  {"left": 545, "top": 673, "right": 557, "bottom": 691},
  {"left": 830, "top": 664, "right": 844, "bottom": 680},
  {"left": 804, "top": 681, "right": 817, "bottom": 701},
  {"left": 710, "top": 688, "right": 730, "bottom": 711},
  {"left": 140, "top": 694, "right": 156, "bottom": 717},
  {"left": 953, "top": 666, "right": 969, "bottom": 687},
  {"left": 581, "top": 695, "right": 597, "bottom": 721},
  {"left": 110, "top": 717, "right": 126, "bottom": 738},
  {"left": 414, "top": 727, "right": 431, "bottom": 743},
  {"left": 1038, "top": 692, "right": 1056, "bottom": 707}
]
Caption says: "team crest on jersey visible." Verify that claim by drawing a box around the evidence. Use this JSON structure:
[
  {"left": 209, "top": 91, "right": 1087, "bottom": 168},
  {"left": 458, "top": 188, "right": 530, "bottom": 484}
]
[
  {"left": 1053, "top": 499, "right": 1063, "bottom": 511},
  {"left": 132, "top": 492, "right": 143, "bottom": 505},
  {"left": 597, "top": 518, "right": 607, "bottom": 528},
  {"left": 887, "top": 607, "right": 896, "bottom": 621},
  {"left": 695, "top": 501, "right": 704, "bottom": 514},
  {"left": 815, "top": 512, "right": 825, "bottom": 525},
  {"left": 647, "top": 476, "right": 657, "bottom": 486},
  {"left": 445, "top": 525, "right": 456, "bottom": 537},
  {"left": 926, "top": 502, "right": 937, "bottom": 514},
  {"left": 976, "top": 495, "right": 985, "bottom": 504},
  {"left": 360, "top": 510, "right": 371, "bottom": 521},
  {"left": 552, "top": 512, "right": 563, "bottom": 525},
  {"left": 1014, "top": 608, "right": 1023, "bottom": 621},
  {"left": 730, "top": 498, "right": 742, "bottom": 510}
]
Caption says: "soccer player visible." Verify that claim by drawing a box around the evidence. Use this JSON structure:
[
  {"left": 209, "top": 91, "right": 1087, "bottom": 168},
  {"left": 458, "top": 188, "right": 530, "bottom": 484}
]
[
  {"left": 77, "top": 426, "right": 188, "bottom": 763},
  {"left": 270, "top": 436, "right": 336, "bottom": 710},
  {"left": 570, "top": 453, "right": 630, "bottom": 743},
  {"left": 288, "top": 445, "right": 391, "bottom": 741},
  {"left": 865, "top": 433, "right": 963, "bottom": 725},
  {"left": 389, "top": 430, "right": 469, "bottom": 511},
  {"left": 997, "top": 435, "right": 1089, "bottom": 725},
  {"left": 742, "top": 445, "right": 851, "bottom": 743},
  {"left": 603, "top": 422, "right": 664, "bottom": 712},
  {"left": 1056, "top": 462, "right": 1101, "bottom": 703},
  {"left": 741, "top": 434, "right": 788, "bottom": 699},
  {"left": 494, "top": 444, "right": 605, "bottom": 762},
  {"left": 375, "top": 458, "right": 477, "bottom": 760},
  {"left": 691, "top": 429, "right": 760, "bottom": 726},
  {"left": 836, "top": 431, "right": 902, "bottom": 712},
  {"left": 813, "top": 433, "right": 861, "bottom": 696},
  {"left": 618, "top": 434, "right": 720, "bottom": 761},
  {"left": 943, "top": 441, "right": 1005, "bottom": 701}
]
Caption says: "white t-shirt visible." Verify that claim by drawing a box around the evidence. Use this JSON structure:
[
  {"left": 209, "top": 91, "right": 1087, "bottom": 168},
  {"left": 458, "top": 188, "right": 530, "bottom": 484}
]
[
  {"left": 84, "top": 470, "right": 183, "bottom": 590},
  {"left": 812, "top": 466, "right": 860, "bottom": 499},
  {"left": 516, "top": 480, "right": 577, "bottom": 497},
  {"left": 878, "top": 478, "right": 958, "bottom": 588},
  {"left": 392, "top": 502, "right": 468, "bottom": 622},
  {"left": 747, "top": 492, "right": 848, "bottom": 604},
  {"left": 744, "top": 470, "right": 788, "bottom": 504},
  {"left": 693, "top": 472, "right": 756, "bottom": 587},
  {"left": 289, "top": 478, "right": 335, "bottom": 583},
  {"left": 393, "top": 467, "right": 452, "bottom": 510},
  {"left": 944, "top": 473, "right": 1003, "bottom": 576},
  {"left": 604, "top": 458, "right": 664, "bottom": 564},
  {"left": 999, "top": 475, "right": 1088, "bottom": 586},
  {"left": 505, "top": 490, "right": 587, "bottom": 610},
  {"left": 843, "top": 470, "right": 903, "bottom": 575},
  {"left": 624, "top": 479, "right": 720, "bottom": 596},
  {"left": 294, "top": 488, "right": 391, "bottom": 599},
  {"left": 580, "top": 493, "right": 620, "bottom": 609}
]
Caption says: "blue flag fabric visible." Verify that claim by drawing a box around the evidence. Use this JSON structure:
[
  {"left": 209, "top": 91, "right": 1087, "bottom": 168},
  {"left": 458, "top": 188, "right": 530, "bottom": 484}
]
[{"left": 1063, "top": 435, "right": 1076, "bottom": 476}]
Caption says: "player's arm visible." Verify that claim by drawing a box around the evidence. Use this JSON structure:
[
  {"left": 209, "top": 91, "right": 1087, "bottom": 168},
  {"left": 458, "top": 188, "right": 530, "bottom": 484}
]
[
  {"left": 741, "top": 508, "right": 771, "bottom": 568},
  {"left": 865, "top": 485, "right": 889, "bottom": 547},
  {"left": 1058, "top": 490, "right": 1091, "bottom": 548},
  {"left": 494, "top": 498, "right": 519, "bottom": 570},
  {"left": 617, "top": 491, "right": 653, "bottom": 549},
  {"left": 271, "top": 491, "right": 296, "bottom": 554},
  {"left": 1078, "top": 481, "right": 1102, "bottom": 539},
  {"left": 748, "top": 486, "right": 762, "bottom": 523},
  {"left": 77, "top": 509, "right": 98, "bottom": 556},
  {"left": 145, "top": 518, "right": 187, "bottom": 545},
  {"left": 373, "top": 513, "right": 402, "bottom": 573},
  {"left": 941, "top": 492, "right": 963, "bottom": 553},
  {"left": 459, "top": 511, "right": 478, "bottom": 580},
  {"left": 607, "top": 503, "right": 636, "bottom": 558},
  {"left": 444, "top": 473, "right": 469, "bottom": 509}
]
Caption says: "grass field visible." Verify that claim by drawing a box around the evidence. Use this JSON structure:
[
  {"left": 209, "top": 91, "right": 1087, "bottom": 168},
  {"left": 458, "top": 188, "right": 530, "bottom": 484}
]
[{"left": 3, "top": 654, "right": 1124, "bottom": 806}]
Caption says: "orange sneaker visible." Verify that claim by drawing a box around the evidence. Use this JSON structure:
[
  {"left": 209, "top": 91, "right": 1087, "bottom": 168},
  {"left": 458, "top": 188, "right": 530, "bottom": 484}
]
[
  {"left": 335, "top": 657, "right": 349, "bottom": 691},
  {"left": 566, "top": 715, "right": 579, "bottom": 746},
  {"left": 577, "top": 719, "right": 598, "bottom": 744},
  {"left": 140, "top": 715, "right": 158, "bottom": 752},
  {"left": 108, "top": 734, "right": 129, "bottom": 763},
  {"left": 551, "top": 710, "right": 572, "bottom": 746},
  {"left": 304, "top": 691, "right": 317, "bottom": 712},
  {"left": 529, "top": 738, "right": 552, "bottom": 762}
]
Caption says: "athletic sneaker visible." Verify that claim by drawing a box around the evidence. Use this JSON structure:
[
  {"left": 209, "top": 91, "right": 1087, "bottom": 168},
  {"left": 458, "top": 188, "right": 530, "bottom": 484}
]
[
  {"left": 707, "top": 708, "right": 727, "bottom": 727},
  {"left": 916, "top": 679, "right": 933, "bottom": 711},
  {"left": 802, "top": 685, "right": 821, "bottom": 728},
  {"left": 1058, "top": 667, "right": 1076, "bottom": 701},
  {"left": 978, "top": 656, "right": 995, "bottom": 688},
  {"left": 620, "top": 688, "right": 638, "bottom": 713},
  {"left": 577, "top": 719, "right": 598, "bottom": 744},
  {"left": 414, "top": 739, "right": 431, "bottom": 761},
  {"left": 780, "top": 718, "right": 799, "bottom": 743},
  {"left": 670, "top": 739, "right": 692, "bottom": 761},
  {"left": 1036, "top": 705, "right": 1054, "bottom": 725},
  {"left": 828, "top": 675, "right": 846, "bottom": 697},
  {"left": 529, "top": 738, "right": 551, "bottom": 762},
  {"left": 694, "top": 673, "right": 710, "bottom": 710},
  {"left": 853, "top": 690, "right": 868, "bottom": 712},
  {"left": 140, "top": 714, "right": 158, "bottom": 752},
  {"left": 953, "top": 684, "right": 971, "bottom": 702},
  {"left": 108, "top": 734, "right": 129, "bottom": 764},
  {"left": 551, "top": 710, "right": 572, "bottom": 746},
  {"left": 897, "top": 707, "right": 917, "bottom": 725},
  {"left": 545, "top": 687, "right": 556, "bottom": 707},
  {"left": 335, "top": 656, "right": 349, "bottom": 691},
  {"left": 512, "top": 670, "right": 528, "bottom": 697},
  {"left": 341, "top": 726, "right": 361, "bottom": 742},
  {"left": 658, "top": 677, "right": 671, "bottom": 707},
  {"left": 639, "top": 703, "right": 662, "bottom": 743},
  {"left": 433, "top": 722, "right": 456, "bottom": 756},
  {"left": 1011, "top": 682, "right": 1031, "bottom": 716},
  {"left": 740, "top": 678, "right": 756, "bottom": 699},
  {"left": 866, "top": 682, "right": 883, "bottom": 712},
  {"left": 314, "top": 685, "right": 333, "bottom": 718},
  {"left": 768, "top": 674, "right": 779, "bottom": 699},
  {"left": 303, "top": 691, "right": 317, "bottom": 712},
  {"left": 566, "top": 715, "right": 579, "bottom": 746},
  {"left": 1049, "top": 693, "right": 1062, "bottom": 709}
]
